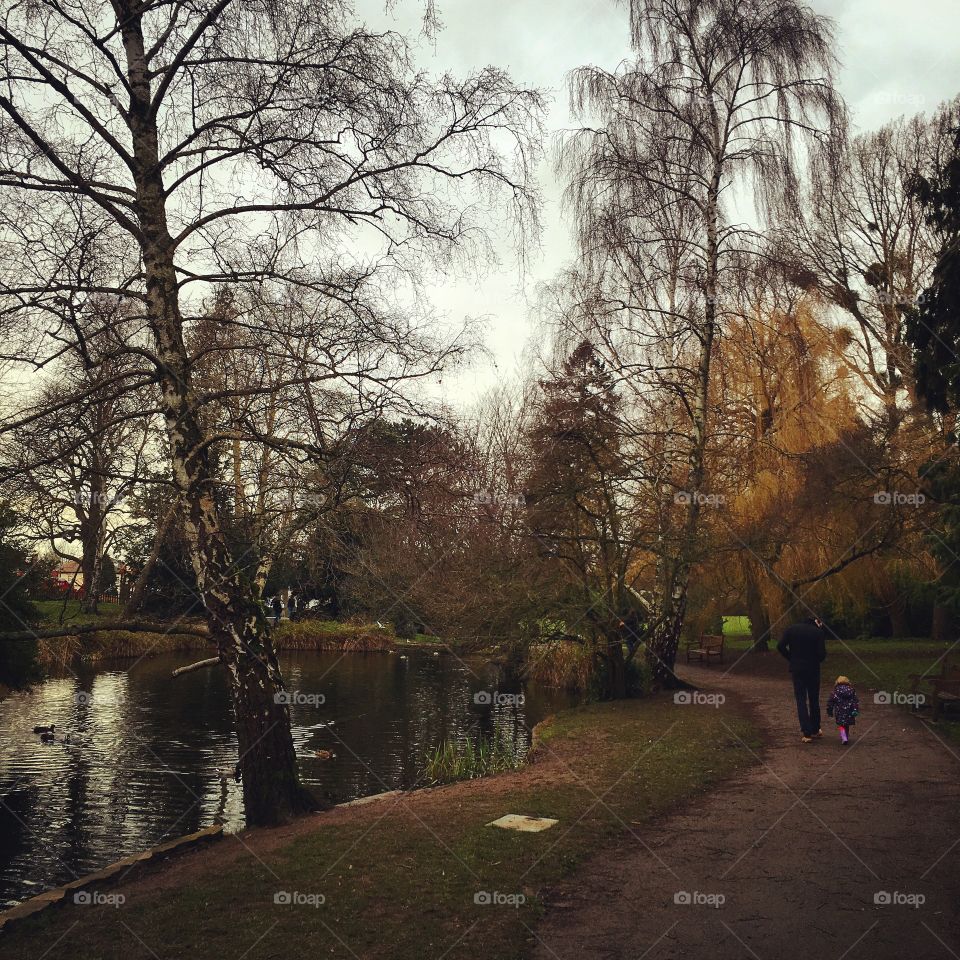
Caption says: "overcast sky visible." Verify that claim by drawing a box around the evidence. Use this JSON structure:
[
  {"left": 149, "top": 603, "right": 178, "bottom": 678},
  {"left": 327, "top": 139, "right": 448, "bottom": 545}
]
[{"left": 358, "top": 0, "right": 960, "bottom": 406}]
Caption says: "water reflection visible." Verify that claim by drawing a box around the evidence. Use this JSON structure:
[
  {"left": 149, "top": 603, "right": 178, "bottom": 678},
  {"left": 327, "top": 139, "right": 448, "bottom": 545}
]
[{"left": 0, "top": 649, "right": 574, "bottom": 906}]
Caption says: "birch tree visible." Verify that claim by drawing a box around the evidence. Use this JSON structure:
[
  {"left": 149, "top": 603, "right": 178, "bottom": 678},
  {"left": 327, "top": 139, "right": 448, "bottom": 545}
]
[
  {"left": 0, "top": 0, "right": 540, "bottom": 822},
  {"left": 558, "top": 0, "right": 840, "bottom": 685}
]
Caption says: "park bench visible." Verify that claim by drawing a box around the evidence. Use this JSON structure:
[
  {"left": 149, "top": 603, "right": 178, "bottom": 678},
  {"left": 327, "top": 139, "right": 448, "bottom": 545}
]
[
  {"left": 930, "top": 666, "right": 960, "bottom": 721},
  {"left": 685, "top": 633, "right": 724, "bottom": 665},
  {"left": 909, "top": 659, "right": 957, "bottom": 709}
]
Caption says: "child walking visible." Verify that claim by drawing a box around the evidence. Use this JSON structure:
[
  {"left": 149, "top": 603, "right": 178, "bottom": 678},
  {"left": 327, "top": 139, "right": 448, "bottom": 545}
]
[{"left": 826, "top": 675, "right": 859, "bottom": 745}]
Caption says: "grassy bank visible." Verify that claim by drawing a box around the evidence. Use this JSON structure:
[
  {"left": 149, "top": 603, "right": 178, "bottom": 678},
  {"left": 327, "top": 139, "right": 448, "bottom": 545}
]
[
  {"left": 34, "top": 599, "right": 125, "bottom": 625},
  {"left": 1, "top": 694, "right": 760, "bottom": 960},
  {"left": 30, "top": 612, "right": 410, "bottom": 671},
  {"left": 32, "top": 600, "right": 208, "bottom": 671},
  {"left": 38, "top": 630, "right": 208, "bottom": 670},
  {"left": 272, "top": 618, "right": 396, "bottom": 651}
]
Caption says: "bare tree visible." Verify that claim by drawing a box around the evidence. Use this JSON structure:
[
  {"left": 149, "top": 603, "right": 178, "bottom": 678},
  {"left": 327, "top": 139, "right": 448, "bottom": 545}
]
[
  {"left": 780, "top": 99, "right": 960, "bottom": 637},
  {"left": 557, "top": 0, "right": 840, "bottom": 685},
  {"left": 783, "top": 101, "right": 959, "bottom": 418},
  {"left": 0, "top": 317, "right": 155, "bottom": 615},
  {"left": 0, "top": 0, "right": 540, "bottom": 823}
]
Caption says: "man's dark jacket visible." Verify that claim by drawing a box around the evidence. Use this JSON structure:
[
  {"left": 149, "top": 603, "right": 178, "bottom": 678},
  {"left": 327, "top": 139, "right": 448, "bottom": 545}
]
[{"left": 776, "top": 620, "right": 826, "bottom": 673}]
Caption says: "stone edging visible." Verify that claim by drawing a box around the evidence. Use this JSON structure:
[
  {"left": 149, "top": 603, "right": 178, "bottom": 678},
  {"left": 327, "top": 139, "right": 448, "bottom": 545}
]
[{"left": 0, "top": 824, "right": 223, "bottom": 933}]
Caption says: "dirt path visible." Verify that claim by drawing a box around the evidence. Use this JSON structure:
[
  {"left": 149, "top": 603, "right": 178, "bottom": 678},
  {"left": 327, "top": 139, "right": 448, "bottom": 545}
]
[{"left": 532, "top": 663, "right": 960, "bottom": 960}]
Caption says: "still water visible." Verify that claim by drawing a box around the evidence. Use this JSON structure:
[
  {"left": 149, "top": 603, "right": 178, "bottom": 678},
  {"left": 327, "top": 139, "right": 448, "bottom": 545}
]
[{"left": 0, "top": 649, "right": 573, "bottom": 907}]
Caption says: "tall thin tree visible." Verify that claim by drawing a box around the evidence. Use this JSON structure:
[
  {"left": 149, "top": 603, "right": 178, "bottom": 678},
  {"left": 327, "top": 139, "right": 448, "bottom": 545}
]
[{"left": 558, "top": 0, "right": 841, "bottom": 685}]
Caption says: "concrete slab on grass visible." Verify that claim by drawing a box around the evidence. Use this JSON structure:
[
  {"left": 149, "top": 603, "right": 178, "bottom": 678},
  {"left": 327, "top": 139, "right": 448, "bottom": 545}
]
[{"left": 487, "top": 814, "right": 559, "bottom": 832}]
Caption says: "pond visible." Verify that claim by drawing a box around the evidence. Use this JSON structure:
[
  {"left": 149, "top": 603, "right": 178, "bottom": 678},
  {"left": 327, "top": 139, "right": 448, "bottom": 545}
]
[{"left": 0, "top": 648, "right": 575, "bottom": 907}]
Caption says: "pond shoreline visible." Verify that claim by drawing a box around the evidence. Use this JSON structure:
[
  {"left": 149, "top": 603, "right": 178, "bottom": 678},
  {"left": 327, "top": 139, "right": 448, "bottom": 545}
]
[
  {"left": 1, "top": 645, "right": 570, "bottom": 908},
  {"left": 0, "top": 786, "right": 411, "bottom": 932},
  {"left": 33, "top": 621, "right": 466, "bottom": 673},
  {"left": 0, "top": 693, "right": 761, "bottom": 960}
]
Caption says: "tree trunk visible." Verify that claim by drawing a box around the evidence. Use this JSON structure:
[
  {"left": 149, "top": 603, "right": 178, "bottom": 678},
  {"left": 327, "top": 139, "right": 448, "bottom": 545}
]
[
  {"left": 932, "top": 603, "right": 954, "bottom": 643},
  {"left": 646, "top": 154, "right": 722, "bottom": 687},
  {"left": 888, "top": 594, "right": 910, "bottom": 638},
  {"left": 122, "top": 501, "right": 177, "bottom": 617},
  {"left": 744, "top": 560, "right": 771, "bottom": 652},
  {"left": 647, "top": 583, "right": 687, "bottom": 689},
  {"left": 79, "top": 441, "right": 109, "bottom": 614},
  {"left": 79, "top": 543, "right": 99, "bottom": 614},
  {"left": 78, "top": 500, "right": 103, "bottom": 614},
  {"left": 118, "top": 5, "right": 313, "bottom": 825},
  {"left": 604, "top": 633, "right": 628, "bottom": 699},
  {"left": 874, "top": 566, "right": 909, "bottom": 638}
]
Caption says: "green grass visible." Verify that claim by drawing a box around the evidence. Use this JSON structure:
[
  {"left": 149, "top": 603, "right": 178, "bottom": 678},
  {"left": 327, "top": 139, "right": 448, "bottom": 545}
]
[
  {"left": 722, "top": 633, "right": 953, "bottom": 655},
  {"left": 35, "top": 599, "right": 123, "bottom": 625},
  {"left": 2, "top": 695, "right": 760, "bottom": 960},
  {"left": 721, "top": 615, "right": 751, "bottom": 636}
]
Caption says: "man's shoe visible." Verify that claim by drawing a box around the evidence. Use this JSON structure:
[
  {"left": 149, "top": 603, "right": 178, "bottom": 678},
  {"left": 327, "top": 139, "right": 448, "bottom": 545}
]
[
  {"left": 814, "top": 729, "right": 824, "bottom": 738},
  {"left": 801, "top": 735, "right": 814, "bottom": 743}
]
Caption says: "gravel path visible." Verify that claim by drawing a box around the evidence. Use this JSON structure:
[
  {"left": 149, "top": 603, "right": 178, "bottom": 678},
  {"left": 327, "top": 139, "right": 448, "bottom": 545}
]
[{"left": 532, "top": 663, "right": 960, "bottom": 960}]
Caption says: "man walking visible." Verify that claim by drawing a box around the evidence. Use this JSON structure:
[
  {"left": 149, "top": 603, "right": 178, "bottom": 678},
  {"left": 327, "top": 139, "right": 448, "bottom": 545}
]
[{"left": 777, "top": 615, "right": 827, "bottom": 743}]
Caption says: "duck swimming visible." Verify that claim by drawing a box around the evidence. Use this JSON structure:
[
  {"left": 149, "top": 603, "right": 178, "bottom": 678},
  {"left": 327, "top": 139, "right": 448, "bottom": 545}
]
[
  {"left": 314, "top": 749, "right": 336, "bottom": 760},
  {"left": 39, "top": 731, "right": 56, "bottom": 742},
  {"left": 33, "top": 724, "right": 55, "bottom": 735}
]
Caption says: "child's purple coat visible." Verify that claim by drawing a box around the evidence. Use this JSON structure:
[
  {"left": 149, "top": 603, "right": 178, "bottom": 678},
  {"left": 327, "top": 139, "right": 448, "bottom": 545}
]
[{"left": 826, "top": 682, "right": 859, "bottom": 726}]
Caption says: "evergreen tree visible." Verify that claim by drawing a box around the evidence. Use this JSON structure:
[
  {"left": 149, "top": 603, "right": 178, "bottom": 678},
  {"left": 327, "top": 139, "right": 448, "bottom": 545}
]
[
  {"left": 907, "top": 125, "right": 960, "bottom": 410},
  {"left": 908, "top": 122, "right": 960, "bottom": 620}
]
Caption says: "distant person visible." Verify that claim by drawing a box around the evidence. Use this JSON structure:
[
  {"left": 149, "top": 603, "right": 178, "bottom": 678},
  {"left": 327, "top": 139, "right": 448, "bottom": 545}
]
[
  {"left": 826, "top": 675, "right": 860, "bottom": 746},
  {"left": 271, "top": 595, "right": 282, "bottom": 624},
  {"left": 777, "top": 615, "right": 827, "bottom": 743},
  {"left": 287, "top": 594, "right": 296, "bottom": 620}
]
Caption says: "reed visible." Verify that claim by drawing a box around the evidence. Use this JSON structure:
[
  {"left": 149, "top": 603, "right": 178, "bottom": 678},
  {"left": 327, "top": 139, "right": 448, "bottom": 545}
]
[
  {"left": 522, "top": 640, "right": 595, "bottom": 691},
  {"left": 423, "top": 734, "right": 525, "bottom": 784},
  {"left": 272, "top": 620, "right": 395, "bottom": 651}
]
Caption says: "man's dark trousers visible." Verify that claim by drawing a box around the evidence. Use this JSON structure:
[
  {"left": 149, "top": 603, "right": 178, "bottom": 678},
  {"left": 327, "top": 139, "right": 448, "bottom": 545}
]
[{"left": 792, "top": 669, "right": 821, "bottom": 736}]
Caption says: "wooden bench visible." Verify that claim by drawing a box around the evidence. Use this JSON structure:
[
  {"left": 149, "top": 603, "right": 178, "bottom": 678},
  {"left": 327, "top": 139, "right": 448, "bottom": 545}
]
[
  {"left": 909, "top": 659, "right": 957, "bottom": 710},
  {"left": 931, "top": 666, "right": 960, "bottom": 721},
  {"left": 685, "top": 633, "right": 724, "bottom": 664}
]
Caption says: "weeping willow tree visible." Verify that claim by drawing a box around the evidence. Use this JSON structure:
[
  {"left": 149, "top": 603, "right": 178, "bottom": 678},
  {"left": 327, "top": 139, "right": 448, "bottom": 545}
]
[
  {"left": 556, "top": 0, "right": 842, "bottom": 685},
  {"left": 708, "top": 287, "right": 909, "bottom": 648}
]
